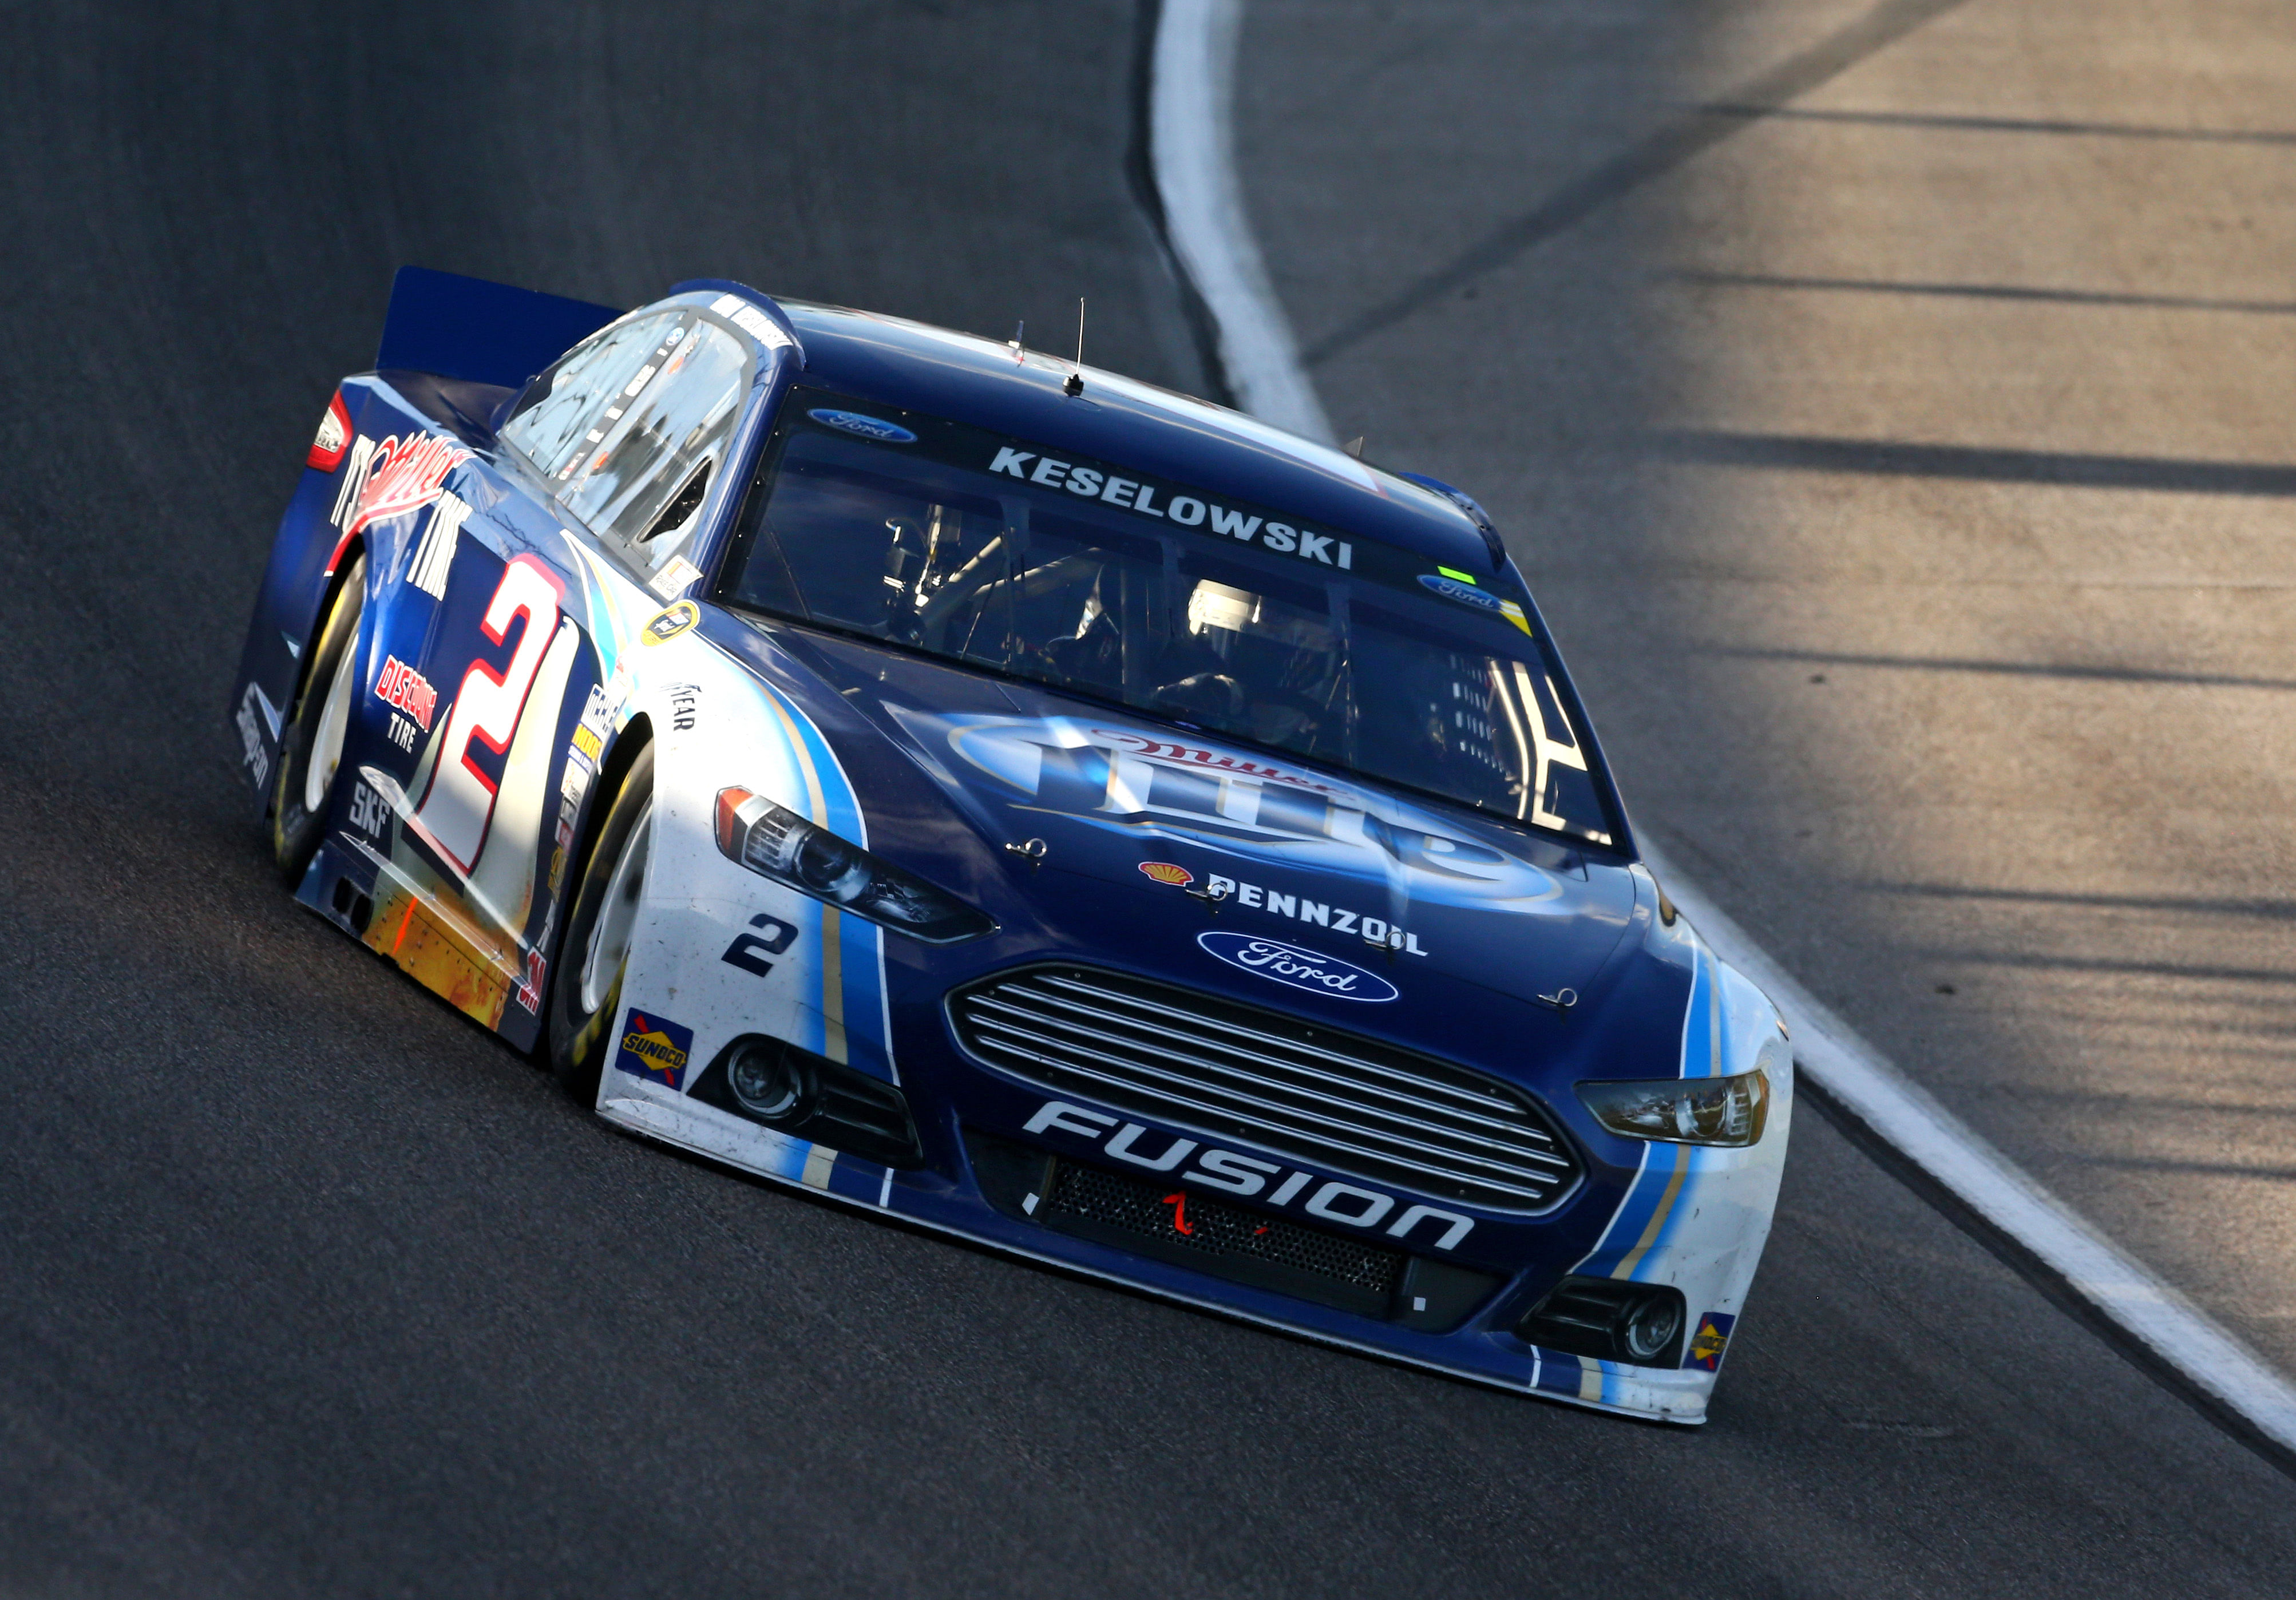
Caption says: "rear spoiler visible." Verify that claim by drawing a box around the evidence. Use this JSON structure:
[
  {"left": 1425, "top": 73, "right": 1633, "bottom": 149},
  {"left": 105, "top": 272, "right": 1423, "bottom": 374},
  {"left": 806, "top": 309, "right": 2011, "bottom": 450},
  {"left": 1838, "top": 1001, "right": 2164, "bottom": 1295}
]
[{"left": 374, "top": 267, "right": 623, "bottom": 392}]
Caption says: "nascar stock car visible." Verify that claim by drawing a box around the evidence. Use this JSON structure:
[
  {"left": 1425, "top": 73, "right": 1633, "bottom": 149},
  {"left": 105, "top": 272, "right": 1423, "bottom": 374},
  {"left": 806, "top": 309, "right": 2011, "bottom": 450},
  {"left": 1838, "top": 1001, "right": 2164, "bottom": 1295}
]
[{"left": 229, "top": 267, "right": 1792, "bottom": 1423}]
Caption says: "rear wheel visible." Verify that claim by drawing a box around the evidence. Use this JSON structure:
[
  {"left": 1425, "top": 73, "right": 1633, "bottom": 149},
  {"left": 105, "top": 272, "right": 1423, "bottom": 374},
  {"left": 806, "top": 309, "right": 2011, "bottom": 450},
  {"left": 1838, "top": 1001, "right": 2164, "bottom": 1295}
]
[
  {"left": 548, "top": 743, "right": 655, "bottom": 1103},
  {"left": 271, "top": 555, "right": 366, "bottom": 885}
]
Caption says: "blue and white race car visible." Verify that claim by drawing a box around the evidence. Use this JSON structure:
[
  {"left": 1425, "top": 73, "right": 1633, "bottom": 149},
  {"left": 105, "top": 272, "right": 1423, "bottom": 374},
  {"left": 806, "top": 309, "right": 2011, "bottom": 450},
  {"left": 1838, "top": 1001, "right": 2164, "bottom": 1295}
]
[{"left": 231, "top": 268, "right": 1791, "bottom": 1423}]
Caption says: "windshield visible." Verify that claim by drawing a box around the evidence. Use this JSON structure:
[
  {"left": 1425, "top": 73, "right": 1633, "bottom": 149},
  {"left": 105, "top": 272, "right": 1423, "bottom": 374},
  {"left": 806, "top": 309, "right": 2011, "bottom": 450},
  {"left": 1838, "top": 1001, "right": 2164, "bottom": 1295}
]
[{"left": 716, "top": 387, "right": 1618, "bottom": 846}]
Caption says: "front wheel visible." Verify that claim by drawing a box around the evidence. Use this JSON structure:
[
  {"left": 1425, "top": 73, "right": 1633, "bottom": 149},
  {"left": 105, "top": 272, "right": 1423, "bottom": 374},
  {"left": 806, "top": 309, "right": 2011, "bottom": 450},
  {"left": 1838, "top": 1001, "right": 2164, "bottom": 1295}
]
[
  {"left": 271, "top": 555, "right": 366, "bottom": 885},
  {"left": 548, "top": 743, "right": 655, "bottom": 1103}
]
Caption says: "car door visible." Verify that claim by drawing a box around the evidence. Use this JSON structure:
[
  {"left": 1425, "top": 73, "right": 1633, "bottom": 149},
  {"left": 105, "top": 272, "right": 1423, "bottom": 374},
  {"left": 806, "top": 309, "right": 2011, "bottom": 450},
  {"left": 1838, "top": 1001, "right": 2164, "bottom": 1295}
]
[
  {"left": 362, "top": 316, "right": 679, "bottom": 1013},
  {"left": 346, "top": 302, "right": 776, "bottom": 1036}
]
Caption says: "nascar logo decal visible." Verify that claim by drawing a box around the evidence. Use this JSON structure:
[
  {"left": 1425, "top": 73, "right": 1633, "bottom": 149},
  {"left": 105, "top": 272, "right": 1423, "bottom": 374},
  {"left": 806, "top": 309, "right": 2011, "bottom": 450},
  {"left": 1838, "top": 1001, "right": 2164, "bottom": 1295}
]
[
  {"left": 642, "top": 600, "right": 699, "bottom": 645},
  {"left": 615, "top": 1008, "right": 694, "bottom": 1091},
  {"left": 1195, "top": 931, "right": 1398, "bottom": 1003}
]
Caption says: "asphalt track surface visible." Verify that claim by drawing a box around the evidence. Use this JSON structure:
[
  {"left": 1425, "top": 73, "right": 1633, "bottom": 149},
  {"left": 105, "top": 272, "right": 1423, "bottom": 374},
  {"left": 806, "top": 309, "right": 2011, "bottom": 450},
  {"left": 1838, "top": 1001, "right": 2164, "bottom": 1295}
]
[{"left": 1, "top": 2, "right": 2291, "bottom": 1594}]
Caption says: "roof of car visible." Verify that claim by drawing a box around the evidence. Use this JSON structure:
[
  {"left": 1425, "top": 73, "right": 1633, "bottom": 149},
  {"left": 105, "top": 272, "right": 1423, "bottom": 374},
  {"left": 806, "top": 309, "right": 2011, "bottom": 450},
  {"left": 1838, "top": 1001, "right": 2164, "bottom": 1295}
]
[{"left": 770, "top": 299, "right": 1506, "bottom": 580}]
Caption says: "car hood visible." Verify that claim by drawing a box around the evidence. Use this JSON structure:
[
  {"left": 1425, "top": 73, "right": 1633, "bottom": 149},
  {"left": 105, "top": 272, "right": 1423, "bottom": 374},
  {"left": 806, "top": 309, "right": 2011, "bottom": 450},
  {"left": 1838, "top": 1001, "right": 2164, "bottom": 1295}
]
[{"left": 719, "top": 620, "right": 1648, "bottom": 1016}]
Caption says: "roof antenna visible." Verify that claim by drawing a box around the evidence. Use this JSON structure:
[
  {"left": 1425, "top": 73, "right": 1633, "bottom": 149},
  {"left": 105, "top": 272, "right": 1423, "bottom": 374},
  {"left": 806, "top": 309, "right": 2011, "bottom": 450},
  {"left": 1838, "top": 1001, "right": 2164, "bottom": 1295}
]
[
  {"left": 1064, "top": 298, "right": 1086, "bottom": 396},
  {"left": 1008, "top": 319, "right": 1026, "bottom": 365}
]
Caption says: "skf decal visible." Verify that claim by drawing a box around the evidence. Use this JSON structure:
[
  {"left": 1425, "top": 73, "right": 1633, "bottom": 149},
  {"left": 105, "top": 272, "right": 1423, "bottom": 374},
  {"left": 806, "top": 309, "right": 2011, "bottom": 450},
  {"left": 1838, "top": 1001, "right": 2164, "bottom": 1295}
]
[
  {"left": 373, "top": 655, "right": 438, "bottom": 731},
  {"left": 1138, "top": 861, "right": 1193, "bottom": 887},
  {"left": 614, "top": 1009, "right": 694, "bottom": 1091},
  {"left": 348, "top": 781, "right": 391, "bottom": 838},
  {"left": 1025, "top": 1100, "right": 1473, "bottom": 1250},
  {"left": 1687, "top": 1312, "right": 1736, "bottom": 1372},
  {"left": 642, "top": 601, "right": 699, "bottom": 645}
]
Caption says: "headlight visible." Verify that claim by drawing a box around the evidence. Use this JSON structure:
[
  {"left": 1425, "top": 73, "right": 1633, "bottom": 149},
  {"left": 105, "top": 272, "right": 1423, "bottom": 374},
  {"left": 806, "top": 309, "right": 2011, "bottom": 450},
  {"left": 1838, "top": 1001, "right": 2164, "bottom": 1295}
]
[
  {"left": 1575, "top": 1068, "right": 1770, "bottom": 1147},
  {"left": 714, "top": 787, "right": 995, "bottom": 943}
]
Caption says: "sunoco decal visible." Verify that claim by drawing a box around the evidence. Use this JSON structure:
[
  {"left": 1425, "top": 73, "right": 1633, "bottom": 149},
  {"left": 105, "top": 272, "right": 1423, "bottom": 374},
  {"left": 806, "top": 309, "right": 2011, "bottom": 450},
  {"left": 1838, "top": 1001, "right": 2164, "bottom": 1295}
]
[
  {"left": 615, "top": 1008, "right": 694, "bottom": 1090},
  {"left": 1196, "top": 931, "right": 1399, "bottom": 1003},
  {"left": 1687, "top": 1311, "right": 1736, "bottom": 1372}
]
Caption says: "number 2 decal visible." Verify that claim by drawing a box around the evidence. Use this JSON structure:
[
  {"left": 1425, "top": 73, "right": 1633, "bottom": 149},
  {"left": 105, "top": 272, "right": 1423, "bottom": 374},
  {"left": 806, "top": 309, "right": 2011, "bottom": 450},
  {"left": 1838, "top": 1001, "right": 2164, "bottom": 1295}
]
[{"left": 408, "top": 555, "right": 566, "bottom": 876}]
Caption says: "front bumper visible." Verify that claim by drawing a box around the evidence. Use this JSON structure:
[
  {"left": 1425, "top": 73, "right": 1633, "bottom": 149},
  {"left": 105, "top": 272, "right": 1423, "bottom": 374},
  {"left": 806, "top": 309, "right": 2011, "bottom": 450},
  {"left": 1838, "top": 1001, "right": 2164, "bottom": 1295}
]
[{"left": 595, "top": 1053, "right": 1787, "bottom": 1424}]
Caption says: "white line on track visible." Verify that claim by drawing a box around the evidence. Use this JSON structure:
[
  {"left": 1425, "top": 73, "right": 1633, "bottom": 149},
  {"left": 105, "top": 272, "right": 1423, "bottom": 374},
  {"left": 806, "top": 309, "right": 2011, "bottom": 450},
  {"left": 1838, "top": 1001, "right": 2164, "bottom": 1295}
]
[
  {"left": 1148, "top": 0, "right": 2296, "bottom": 1456},
  {"left": 1150, "top": 0, "right": 1331, "bottom": 441}
]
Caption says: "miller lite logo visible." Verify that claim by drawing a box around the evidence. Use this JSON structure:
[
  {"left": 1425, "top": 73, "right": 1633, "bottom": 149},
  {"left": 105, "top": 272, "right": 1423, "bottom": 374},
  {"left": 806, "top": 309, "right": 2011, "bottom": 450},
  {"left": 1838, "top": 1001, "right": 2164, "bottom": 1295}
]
[{"left": 334, "top": 431, "right": 471, "bottom": 540}]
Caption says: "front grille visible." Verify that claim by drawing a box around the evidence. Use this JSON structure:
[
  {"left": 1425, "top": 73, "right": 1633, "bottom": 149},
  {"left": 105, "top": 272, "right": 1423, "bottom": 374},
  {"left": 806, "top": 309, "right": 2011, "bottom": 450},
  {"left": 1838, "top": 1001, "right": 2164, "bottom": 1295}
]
[
  {"left": 949, "top": 965, "right": 1580, "bottom": 1212},
  {"left": 1044, "top": 1159, "right": 1401, "bottom": 1297}
]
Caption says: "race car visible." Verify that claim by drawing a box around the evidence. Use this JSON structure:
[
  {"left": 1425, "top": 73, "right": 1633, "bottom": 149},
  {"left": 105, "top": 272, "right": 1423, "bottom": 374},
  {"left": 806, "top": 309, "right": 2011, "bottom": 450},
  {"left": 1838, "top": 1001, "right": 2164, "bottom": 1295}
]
[{"left": 229, "top": 267, "right": 1792, "bottom": 1423}]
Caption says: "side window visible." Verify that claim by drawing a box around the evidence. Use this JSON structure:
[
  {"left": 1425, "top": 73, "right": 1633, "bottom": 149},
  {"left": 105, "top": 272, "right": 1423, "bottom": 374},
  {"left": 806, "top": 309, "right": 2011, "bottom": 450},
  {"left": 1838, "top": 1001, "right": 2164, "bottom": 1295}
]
[
  {"left": 500, "top": 310, "right": 756, "bottom": 585},
  {"left": 500, "top": 314, "right": 684, "bottom": 485},
  {"left": 557, "top": 316, "right": 753, "bottom": 577}
]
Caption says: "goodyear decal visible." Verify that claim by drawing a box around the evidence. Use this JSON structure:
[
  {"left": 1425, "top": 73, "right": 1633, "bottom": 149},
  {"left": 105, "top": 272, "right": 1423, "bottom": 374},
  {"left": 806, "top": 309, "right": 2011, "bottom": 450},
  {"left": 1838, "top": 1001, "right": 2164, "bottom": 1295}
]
[{"left": 615, "top": 1008, "right": 694, "bottom": 1090}]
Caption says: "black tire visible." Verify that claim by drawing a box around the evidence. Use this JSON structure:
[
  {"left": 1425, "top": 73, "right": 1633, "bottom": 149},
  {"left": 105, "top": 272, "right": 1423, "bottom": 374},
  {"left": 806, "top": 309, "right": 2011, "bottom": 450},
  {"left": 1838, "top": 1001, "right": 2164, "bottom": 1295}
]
[
  {"left": 271, "top": 554, "right": 366, "bottom": 885},
  {"left": 548, "top": 742, "right": 655, "bottom": 1103}
]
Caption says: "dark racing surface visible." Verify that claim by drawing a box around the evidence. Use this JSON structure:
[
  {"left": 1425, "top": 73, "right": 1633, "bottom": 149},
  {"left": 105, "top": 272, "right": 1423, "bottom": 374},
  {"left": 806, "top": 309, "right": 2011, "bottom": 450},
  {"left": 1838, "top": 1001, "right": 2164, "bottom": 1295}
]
[{"left": 0, "top": 2, "right": 2290, "bottom": 1594}]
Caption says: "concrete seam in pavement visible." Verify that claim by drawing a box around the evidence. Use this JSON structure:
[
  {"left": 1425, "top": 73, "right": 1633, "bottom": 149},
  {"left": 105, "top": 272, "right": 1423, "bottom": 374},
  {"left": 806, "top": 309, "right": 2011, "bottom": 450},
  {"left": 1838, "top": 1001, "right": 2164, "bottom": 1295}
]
[{"left": 1153, "top": 0, "right": 2296, "bottom": 1476}]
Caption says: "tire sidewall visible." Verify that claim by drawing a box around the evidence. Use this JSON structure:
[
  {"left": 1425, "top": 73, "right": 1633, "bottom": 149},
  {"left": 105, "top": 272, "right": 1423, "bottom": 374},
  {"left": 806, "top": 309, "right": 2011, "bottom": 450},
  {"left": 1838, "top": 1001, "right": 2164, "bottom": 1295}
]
[
  {"left": 271, "top": 555, "right": 366, "bottom": 885},
  {"left": 548, "top": 741, "right": 656, "bottom": 1103}
]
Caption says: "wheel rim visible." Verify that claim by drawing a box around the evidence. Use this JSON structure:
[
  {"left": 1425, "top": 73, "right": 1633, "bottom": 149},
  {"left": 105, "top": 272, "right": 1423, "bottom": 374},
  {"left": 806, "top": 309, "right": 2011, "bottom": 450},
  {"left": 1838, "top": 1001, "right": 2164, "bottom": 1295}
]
[
  {"left": 580, "top": 797, "right": 653, "bottom": 1015},
  {"left": 304, "top": 607, "right": 361, "bottom": 815}
]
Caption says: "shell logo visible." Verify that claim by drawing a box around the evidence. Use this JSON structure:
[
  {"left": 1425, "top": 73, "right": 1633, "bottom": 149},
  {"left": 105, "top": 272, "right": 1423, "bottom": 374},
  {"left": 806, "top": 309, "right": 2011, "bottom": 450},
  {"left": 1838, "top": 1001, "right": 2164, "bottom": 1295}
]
[{"left": 1138, "top": 861, "right": 1194, "bottom": 888}]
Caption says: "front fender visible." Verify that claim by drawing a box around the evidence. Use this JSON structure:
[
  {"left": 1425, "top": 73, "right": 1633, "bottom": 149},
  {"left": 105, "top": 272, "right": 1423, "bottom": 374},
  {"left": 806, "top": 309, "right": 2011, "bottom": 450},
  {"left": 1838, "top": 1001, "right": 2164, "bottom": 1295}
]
[{"left": 603, "top": 623, "right": 900, "bottom": 1138}]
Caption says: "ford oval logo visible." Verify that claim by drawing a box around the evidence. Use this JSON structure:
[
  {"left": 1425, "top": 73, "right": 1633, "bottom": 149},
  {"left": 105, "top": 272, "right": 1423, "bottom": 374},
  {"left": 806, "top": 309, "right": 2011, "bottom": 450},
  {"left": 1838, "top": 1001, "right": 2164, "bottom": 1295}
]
[
  {"left": 1418, "top": 572, "right": 1504, "bottom": 613},
  {"left": 808, "top": 407, "right": 916, "bottom": 443},
  {"left": 1195, "top": 932, "right": 1399, "bottom": 1003}
]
